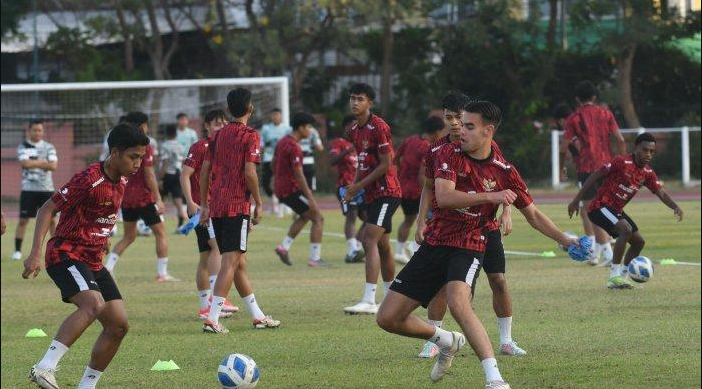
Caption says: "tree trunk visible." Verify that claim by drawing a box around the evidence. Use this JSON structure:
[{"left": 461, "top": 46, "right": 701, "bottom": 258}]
[
  {"left": 546, "top": 0, "right": 558, "bottom": 49},
  {"left": 115, "top": 5, "right": 134, "bottom": 72},
  {"left": 617, "top": 44, "right": 641, "bottom": 128},
  {"left": 380, "top": 18, "right": 394, "bottom": 117}
]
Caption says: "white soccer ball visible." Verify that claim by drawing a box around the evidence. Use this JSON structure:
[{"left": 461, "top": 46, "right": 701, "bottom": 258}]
[
  {"left": 136, "top": 219, "right": 152, "bottom": 236},
  {"left": 558, "top": 231, "right": 579, "bottom": 252},
  {"left": 628, "top": 256, "right": 654, "bottom": 283},
  {"left": 217, "top": 353, "right": 260, "bottom": 389}
]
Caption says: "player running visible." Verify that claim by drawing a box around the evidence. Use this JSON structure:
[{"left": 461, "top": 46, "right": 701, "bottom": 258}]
[
  {"left": 393, "top": 116, "right": 444, "bottom": 264},
  {"left": 342, "top": 83, "right": 403, "bottom": 315},
  {"left": 181, "top": 109, "right": 239, "bottom": 319},
  {"left": 200, "top": 88, "right": 280, "bottom": 333},
  {"left": 568, "top": 132, "right": 683, "bottom": 289},
  {"left": 104, "top": 112, "right": 177, "bottom": 282},
  {"left": 22, "top": 123, "right": 149, "bottom": 389},
  {"left": 159, "top": 125, "right": 189, "bottom": 229}
]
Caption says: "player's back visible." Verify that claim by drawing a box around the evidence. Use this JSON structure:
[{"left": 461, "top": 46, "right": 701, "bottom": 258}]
[{"left": 565, "top": 104, "right": 618, "bottom": 172}]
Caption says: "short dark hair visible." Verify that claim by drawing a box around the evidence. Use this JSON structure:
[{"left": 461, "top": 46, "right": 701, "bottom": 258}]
[
  {"left": 270, "top": 108, "right": 282, "bottom": 113},
  {"left": 349, "top": 83, "right": 376, "bottom": 100},
  {"left": 465, "top": 100, "right": 502, "bottom": 129},
  {"left": 176, "top": 112, "right": 188, "bottom": 120},
  {"left": 204, "top": 109, "right": 227, "bottom": 124},
  {"left": 635, "top": 132, "right": 656, "bottom": 145},
  {"left": 124, "top": 111, "right": 149, "bottom": 127},
  {"left": 165, "top": 125, "right": 177, "bottom": 138},
  {"left": 227, "top": 88, "right": 252, "bottom": 118},
  {"left": 341, "top": 115, "right": 356, "bottom": 128},
  {"left": 107, "top": 123, "right": 150, "bottom": 151},
  {"left": 422, "top": 116, "right": 445, "bottom": 134},
  {"left": 552, "top": 103, "right": 573, "bottom": 119},
  {"left": 292, "top": 112, "right": 316, "bottom": 131},
  {"left": 28, "top": 119, "right": 43, "bottom": 128},
  {"left": 442, "top": 92, "right": 470, "bottom": 113},
  {"left": 117, "top": 115, "right": 127, "bottom": 123},
  {"left": 575, "top": 80, "right": 598, "bottom": 101}
]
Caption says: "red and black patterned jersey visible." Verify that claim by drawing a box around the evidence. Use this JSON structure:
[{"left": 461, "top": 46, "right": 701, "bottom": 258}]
[
  {"left": 564, "top": 104, "right": 620, "bottom": 173},
  {"left": 205, "top": 122, "right": 261, "bottom": 218},
  {"left": 122, "top": 144, "right": 154, "bottom": 208},
  {"left": 183, "top": 138, "right": 209, "bottom": 205},
  {"left": 46, "top": 162, "right": 126, "bottom": 271},
  {"left": 273, "top": 135, "right": 304, "bottom": 199},
  {"left": 588, "top": 154, "right": 662, "bottom": 213},
  {"left": 397, "top": 135, "right": 431, "bottom": 200},
  {"left": 329, "top": 137, "right": 357, "bottom": 188},
  {"left": 348, "top": 114, "right": 402, "bottom": 203},
  {"left": 424, "top": 134, "right": 454, "bottom": 182}
]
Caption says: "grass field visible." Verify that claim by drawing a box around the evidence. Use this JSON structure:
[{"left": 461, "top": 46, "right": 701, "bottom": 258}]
[{"left": 1, "top": 200, "right": 700, "bottom": 388}]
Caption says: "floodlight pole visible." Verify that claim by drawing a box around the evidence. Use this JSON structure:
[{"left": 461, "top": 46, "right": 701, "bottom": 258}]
[{"left": 32, "top": 0, "right": 39, "bottom": 113}]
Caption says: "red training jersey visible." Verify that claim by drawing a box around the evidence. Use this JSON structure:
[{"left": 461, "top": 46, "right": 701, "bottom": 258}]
[
  {"left": 273, "top": 135, "right": 304, "bottom": 199},
  {"left": 46, "top": 162, "right": 127, "bottom": 271},
  {"left": 397, "top": 135, "right": 431, "bottom": 200},
  {"left": 329, "top": 137, "right": 358, "bottom": 188},
  {"left": 205, "top": 122, "right": 261, "bottom": 218},
  {"left": 122, "top": 144, "right": 154, "bottom": 208},
  {"left": 183, "top": 138, "right": 210, "bottom": 206},
  {"left": 348, "top": 115, "right": 402, "bottom": 203},
  {"left": 564, "top": 104, "right": 620, "bottom": 173},
  {"left": 424, "top": 134, "right": 454, "bottom": 182},
  {"left": 588, "top": 154, "right": 662, "bottom": 213}
]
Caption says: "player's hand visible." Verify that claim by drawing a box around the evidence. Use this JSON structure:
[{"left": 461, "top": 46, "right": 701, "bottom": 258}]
[
  {"left": 499, "top": 211, "right": 512, "bottom": 237},
  {"left": 414, "top": 220, "right": 426, "bottom": 244},
  {"left": 567, "top": 200, "right": 579, "bottom": 218},
  {"left": 199, "top": 205, "right": 210, "bottom": 226},
  {"left": 344, "top": 184, "right": 359, "bottom": 202},
  {"left": 155, "top": 199, "right": 166, "bottom": 215},
  {"left": 22, "top": 255, "right": 42, "bottom": 279},
  {"left": 252, "top": 203, "right": 263, "bottom": 226},
  {"left": 187, "top": 201, "right": 200, "bottom": 217},
  {"left": 489, "top": 190, "right": 517, "bottom": 205},
  {"left": 674, "top": 207, "right": 683, "bottom": 221},
  {"left": 560, "top": 167, "right": 568, "bottom": 182},
  {"left": 1, "top": 210, "right": 5, "bottom": 235}
]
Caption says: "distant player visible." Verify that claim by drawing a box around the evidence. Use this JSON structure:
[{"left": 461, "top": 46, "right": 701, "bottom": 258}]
[
  {"left": 563, "top": 80, "right": 626, "bottom": 266},
  {"left": 260, "top": 108, "right": 292, "bottom": 217},
  {"left": 159, "top": 125, "right": 189, "bottom": 229},
  {"left": 299, "top": 125, "right": 324, "bottom": 191},
  {"left": 273, "top": 113, "right": 327, "bottom": 267},
  {"left": 176, "top": 112, "right": 199, "bottom": 152},
  {"left": 568, "top": 132, "right": 683, "bottom": 289},
  {"left": 22, "top": 123, "right": 149, "bottom": 389},
  {"left": 1, "top": 209, "right": 6, "bottom": 235},
  {"left": 329, "top": 115, "right": 364, "bottom": 263},
  {"left": 200, "top": 88, "right": 280, "bottom": 333},
  {"left": 13, "top": 120, "right": 58, "bottom": 261},
  {"left": 104, "top": 112, "right": 177, "bottom": 282},
  {"left": 181, "top": 109, "right": 239, "bottom": 319},
  {"left": 343, "top": 83, "right": 403, "bottom": 315},
  {"left": 393, "top": 116, "right": 444, "bottom": 264}
]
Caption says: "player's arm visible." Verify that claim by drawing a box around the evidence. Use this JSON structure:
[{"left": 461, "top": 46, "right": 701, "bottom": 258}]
[
  {"left": 434, "top": 178, "right": 516, "bottom": 209},
  {"left": 567, "top": 168, "right": 605, "bottom": 217},
  {"left": 293, "top": 164, "right": 317, "bottom": 208},
  {"left": 654, "top": 188, "right": 683, "bottom": 221},
  {"left": 499, "top": 204, "right": 513, "bottom": 236},
  {"left": 352, "top": 152, "right": 391, "bottom": 192},
  {"left": 22, "top": 199, "right": 58, "bottom": 279},
  {"left": 312, "top": 130, "right": 324, "bottom": 152},
  {"left": 414, "top": 179, "right": 433, "bottom": 244},
  {"left": 612, "top": 128, "right": 626, "bottom": 155},
  {"left": 144, "top": 165, "right": 165, "bottom": 213},
  {"left": 19, "top": 159, "right": 51, "bottom": 169},
  {"left": 519, "top": 203, "right": 573, "bottom": 247},
  {"left": 198, "top": 159, "right": 213, "bottom": 225},
  {"left": 329, "top": 146, "right": 352, "bottom": 166},
  {"left": 559, "top": 138, "right": 570, "bottom": 181},
  {"left": 180, "top": 165, "right": 198, "bottom": 215},
  {"left": 244, "top": 162, "right": 264, "bottom": 225},
  {"left": 1, "top": 209, "right": 6, "bottom": 235}
]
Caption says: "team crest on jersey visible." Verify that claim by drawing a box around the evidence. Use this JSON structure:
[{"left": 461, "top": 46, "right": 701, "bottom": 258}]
[
  {"left": 482, "top": 178, "right": 497, "bottom": 192},
  {"left": 362, "top": 140, "right": 369, "bottom": 149}
]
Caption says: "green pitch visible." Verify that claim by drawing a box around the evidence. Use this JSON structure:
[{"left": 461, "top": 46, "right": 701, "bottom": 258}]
[{"left": 2, "top": 200, "right": 700, "bottom": 388}]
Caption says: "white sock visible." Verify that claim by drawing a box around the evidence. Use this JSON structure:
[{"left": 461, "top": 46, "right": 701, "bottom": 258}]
[
  {"left": 242, "top": 293, "right": 265, "bottom": 320},
  {"left": 208, "top": 275, "right": 217, "bottom": 294},
  {"left": 610, "top": 263, "right": 622, "bottom": 278},
  {"left": 105, "top": 253, "right": 119, "bottom": 272},
  {"left": 429, "top": 326, "right": 453, "bottom": 349},
  {"left": 427, "top": 319, "right": 443, "bottom": 328},
  {"left": 362, "top": 283, "right": 376, "bottom": 304},
  {"left": 481, "top": 357, "right": 503, "bottom": 382},
  {"left": 621, "top": 263, "right": 629, "bottom": 277},
  {"left": 383, "top": 281, "right": 393, "bottom": 294},
  {"left": 347, "top": 238, "right": 358, "bottom": 256},
  {"left": 208, "top": 295, "right": 225, "bottom": 324},
  {"left": 77, "top": 366, "right": 102, "bottom": 389},
  {"left": 281, "top": 236, "right": 294, "bottom": 251},
  {"left": 602, "top": 243, "right": 613, "bottom": 261},
  {"left": 37, "top": 340, "right": 69, "bottom": 370},
  {"left": 157, "top": 257, "right": 168, "bottom": 276},
  {"left": 498, "top": 316, "right": 513, "bottom": 344},
  {"left": 588, "top": 235, "right": 595, "bottom": 245},
  {"left": 355, "top": 239, "right": 363, "bottom": 251},
  {"left": 310, "top": 243, "right": 321, "bottom": 261},
  {"left": 409, "top": 241, "right": 420, "bottom": 255},
  {"left": 198, "top": 290, "right": 210, "bottom": 309},
  {"left": 272, "top": 195, "right": 280, "bottom": 212},
  {"left": 593, "top": 242, "right": 603, "bottom": 259},
  {"left": 396, "top": 241, "right": 406, "bottom": 256}
]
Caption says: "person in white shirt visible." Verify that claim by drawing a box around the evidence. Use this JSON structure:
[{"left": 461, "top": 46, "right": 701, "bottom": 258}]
[
  {"left": 260, "top": 108, "right": 292, "bottom": 216},
  {"left": 176, "top": 112, "right": 199, "bottom": 153}
]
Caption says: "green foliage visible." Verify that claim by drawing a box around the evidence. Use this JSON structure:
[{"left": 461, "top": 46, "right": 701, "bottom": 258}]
[{"left": 1, "top": 0, "right": 31, "bottom": 36}]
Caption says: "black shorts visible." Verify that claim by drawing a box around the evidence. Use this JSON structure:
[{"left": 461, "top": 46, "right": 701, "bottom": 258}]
[
  {"left": 336, "top": 187, "right": 359, "bottom": 216},
  {"left": 211, "top": 215, "right": 250, "bottom": 254},
  {"left": 122, "top": 203, "right": 162, "bottom": 226},
  {"left": 400, "top": 198, "right": 420, "bottom": 216},
  {"left": 280, "top": 191, "right": 311, "bottom": 216},
  {"left": 483, "top": 229, "right": 506, "bottom": 274},
  {"left": 366, "top": 197, "right": 401, "bottom": 233},
  {"left": 588, "top": 206, "right": 639, "bottom": 238},
  {"left": 577, "top": 172, "right": 601, "bottom": 201},
  {"left": 161, "top": 172, "right": 182, "bottom": 198},
  {"left": 19, "top": 190, "right": 53, "bottom": 218},
  {"left": 46, "top": 256, "right": 122, "bottom": 303},
  {"left": 390, "top": 244, "right": 483, "bottom": 308},
  {"left": 303, "top": 164, "right": 316, "bottom": 191},
  {"left": 194, "top": 221, "right": 216, "bottom": 253},
  {"left": 261, "top": 162, "right": 274, "bottom": 197}
]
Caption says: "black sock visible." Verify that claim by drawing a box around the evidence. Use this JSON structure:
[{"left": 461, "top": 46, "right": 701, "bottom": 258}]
[
  {"left": 15, "top": 238, "right": 22, "bottom": 252},
  {"left": 178, "top": 215, "right": 184, "bottom": 226}
]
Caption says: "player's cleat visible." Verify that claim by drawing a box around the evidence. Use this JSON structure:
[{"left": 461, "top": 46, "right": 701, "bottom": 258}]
[
  {"left": 203, "top": 319, "right": 229, "bottom": 334},
  {"left": 29, "top": 365, "right": 59, "bottom": 389},
  {"left": 275, "top": 245, "right": 292, "bottom": 266},
  {"left": 485, "top": 380, "right": 511, "bottom": 389},
  {"left": 607, "top": 275, "right": 633, "bottom": 289},
  {"left": 587, "top": 257, "right": 599, "bottom": 266},
  {"left": 597, "top": 257, "right": 613, "bottom": 267},
  {"left": 394, "top": 253, "right": 409, "bottom": 264},
  {"left": 12, "top": 251, "right": 22, "bottom": 261},
  {"left": 156, "top": 274, "right": 181, "bottom": 282},
  {"left": 418, "top": 341, "right": 440, "bottom": 358},
  {"left": 198, "top": 308, "right": 233, "bottom": 319},
  {"left": 343, "top": 300, "right": 378, "bottom": 315},
  {"left": 222, "top": 299, "right": 240, "bottom": 313},
  {"left": 430, "top": 331, "right": 466, "bottom": 382},
  {"left": 344, "top": 250, "right": 365, "bottom": 263},
  {"left": 308, "top": 259, "right": 330, "bottom": 267},
  {"left": 253, "top": 316, "right": 281, "bottom": 329},
  {"left": 500, "top": 340, "right": 527, "bottom": 356}
]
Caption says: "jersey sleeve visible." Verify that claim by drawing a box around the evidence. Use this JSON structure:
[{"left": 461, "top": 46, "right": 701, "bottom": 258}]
[
  {"left": 183, "top": 143, "right": 202, "bottom": 170},
  {"left": 607, "top": 110, "right": 620, "bottom": 133},
  {"left": 563, "top": 115, "right": 578, "bottom": 142},
  {"left": 143, "top": 145, "right": 154, "bottom": 167},
  {"left": 47, "top": 143, "right": 58, "bottom": 162},
  {"left": 375, "top": 123, "right": 393, "bottom": 155},
  {"left": 644, "top": 169, "right": 663, "bottom": 194},
  {"left": 329, "top": 139, "right": 343, "bottom": 157},
  {"left": 290, "top": 143, "right": 303, "bottom": 167},
  {"left": 433, "top": 146, "right": 460, "bottom": 183},
  {"left": 507, "top": 167, "right": 533, "bottom": 209},
  {"left": 601, "top": 155, "right": 624, "bottom": 176},
  {"left": 17, "top": 144, "right": 29, "bottom": 161},
  {"left": 311, "top": 128, "right": 322, "bottom": 147},
  {"left": 246, "top": 131, "right": 262, "bottom": 163},
  {"left": 51, "top": 172, "right": 90, "bottom": 212}
]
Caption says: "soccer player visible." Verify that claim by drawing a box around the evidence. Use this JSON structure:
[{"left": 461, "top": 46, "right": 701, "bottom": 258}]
[
  {"left": 22, "top": 123, "right": 149, "bottom": 389},
  {"left": 393, "top": 116, "right": 444, "bottom": 264},
  {"left": 1, "top": 209, "right": 6, "bottom": 235},
  {"left": 176, "top": 112, "right": 199, "bottom": 151},
  {"left": 159, "top": 125, "right": 189, "bottom": 229},
  {"left": 181, "top": 109, "right": 239, "bottom": 319},
  {"left": 260, "top": 108, "right": 292, "bottom": 217},
  {"left": 568, "top": 132, "right": 683, "bottom": 289},
  {"left": 104, "top": 112, "right": 177, "bottom": 282},
  {"left": 273, "top": 112, "right": 327, "bottom": 267},
  {"left": 563, "top": 80, "right": 626, "bottom": 266},
  {"left": 342, "top": 83, "right": 403, "bottom": 315},
  {"left": 329, "top": 115, "right": 365, "bottom": 263},
  {"left": 13, "top": 120, "right": 58, "bottom": 261},
  {"left": 200, "top": 88, "right": 280, "bottom": 333},
  {"left": 299, "top": 125, "right": 324, "bottom": 191}
]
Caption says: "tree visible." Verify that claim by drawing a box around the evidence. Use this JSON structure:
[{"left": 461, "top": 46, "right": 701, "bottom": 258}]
[{"left": 1, "top": 0, "right": 31, "bottom": 36}]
